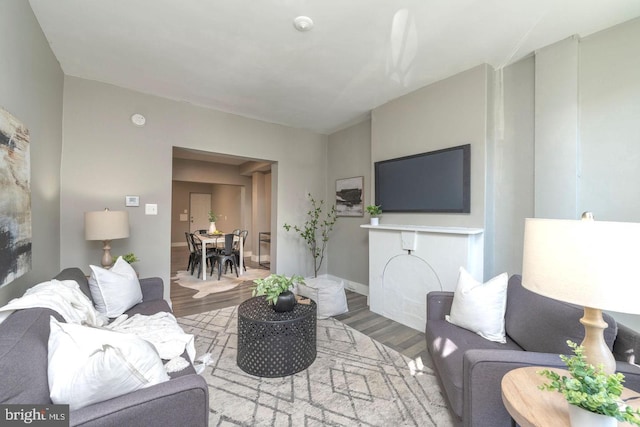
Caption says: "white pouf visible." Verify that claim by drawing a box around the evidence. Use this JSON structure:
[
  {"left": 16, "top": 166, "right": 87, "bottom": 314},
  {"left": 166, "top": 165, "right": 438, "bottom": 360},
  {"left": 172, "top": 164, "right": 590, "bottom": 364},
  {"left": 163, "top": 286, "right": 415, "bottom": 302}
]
[{"left": 295, "top": 276, "right": 349, "bottom": 319}]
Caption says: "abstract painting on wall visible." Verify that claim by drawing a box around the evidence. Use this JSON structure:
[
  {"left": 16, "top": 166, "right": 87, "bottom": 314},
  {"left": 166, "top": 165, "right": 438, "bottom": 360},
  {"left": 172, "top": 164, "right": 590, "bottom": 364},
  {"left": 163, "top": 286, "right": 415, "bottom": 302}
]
[
  {"left": 336, "top": 176, "right": 364, "bottom": 217},
  {"left": 0, "top": 107, "right": 32, "bottom": 287}
]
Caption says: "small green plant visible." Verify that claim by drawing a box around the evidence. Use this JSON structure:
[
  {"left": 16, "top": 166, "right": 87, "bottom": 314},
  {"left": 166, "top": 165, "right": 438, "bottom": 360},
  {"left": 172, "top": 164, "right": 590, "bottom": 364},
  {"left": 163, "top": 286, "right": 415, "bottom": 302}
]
[
  {"left": 208, "top": 211, "right": 218, "bottom": 222},
  {"left": 252, "top": 274, "right": 305, "bottom": 305},
  {"left": 115, "top": 253, "right": 139, "bottom": 264},
  {"left": 538, "top": 340, "right": 640, "bottom": 425},
  {"left": 283, "top": 193, "right": 337, "bottom": 278},
  {"left": 366, "top": 205, "right": 382, "bottom": 217}
]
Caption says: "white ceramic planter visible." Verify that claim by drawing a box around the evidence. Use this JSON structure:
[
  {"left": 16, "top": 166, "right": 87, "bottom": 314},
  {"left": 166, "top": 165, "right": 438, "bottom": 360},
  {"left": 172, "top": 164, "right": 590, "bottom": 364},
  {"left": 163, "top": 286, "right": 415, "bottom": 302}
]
[
  {"left": 370, "top": 217, "right": 379, "bottom": 226},
  {"left": 208, "top": 222, "right": 217, "bottom": 234},
  {"left": 567, "top": 404, "right": 616, "bottom": 427}
]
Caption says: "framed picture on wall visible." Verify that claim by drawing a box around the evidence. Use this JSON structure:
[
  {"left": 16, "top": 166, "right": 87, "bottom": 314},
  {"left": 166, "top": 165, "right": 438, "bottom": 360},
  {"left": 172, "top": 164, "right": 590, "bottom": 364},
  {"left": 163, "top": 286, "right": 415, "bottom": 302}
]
[{"left": 335, "top": 176, "right": 364, "bottom": 217}]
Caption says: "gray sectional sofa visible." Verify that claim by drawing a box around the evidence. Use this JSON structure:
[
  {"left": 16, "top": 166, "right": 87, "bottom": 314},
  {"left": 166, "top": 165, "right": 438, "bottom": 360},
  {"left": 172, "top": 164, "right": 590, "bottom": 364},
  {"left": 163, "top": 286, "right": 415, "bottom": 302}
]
[
  {"left": 426, "top": 274, "right": 640, "bottom": 427},
  {"left": 0, "top": 268, "right": 208, "bottom": 427}
]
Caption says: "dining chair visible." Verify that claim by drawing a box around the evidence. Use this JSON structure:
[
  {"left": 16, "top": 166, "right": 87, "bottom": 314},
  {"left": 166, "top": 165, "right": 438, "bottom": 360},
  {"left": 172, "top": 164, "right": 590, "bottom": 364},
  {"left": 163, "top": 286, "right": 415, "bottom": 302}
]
[
  {"left": 233, "top": 230, "right": 248, "bottom": 271},
  {"left": 184, "top": 232, "right": 197, "bottom": 272},
  {"left": 212, "top": 233, "right": 238, "bottom": 280},
  {"left": 189, "top": 233, "right": 216, "bottom": 278}
]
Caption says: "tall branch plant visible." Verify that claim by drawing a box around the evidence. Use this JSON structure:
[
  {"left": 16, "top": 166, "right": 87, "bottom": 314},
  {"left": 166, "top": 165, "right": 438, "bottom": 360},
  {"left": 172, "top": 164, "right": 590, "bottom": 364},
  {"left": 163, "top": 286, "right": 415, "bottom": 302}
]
[{"left": 283, "top": 193, "right": 337, "bottom": 278}]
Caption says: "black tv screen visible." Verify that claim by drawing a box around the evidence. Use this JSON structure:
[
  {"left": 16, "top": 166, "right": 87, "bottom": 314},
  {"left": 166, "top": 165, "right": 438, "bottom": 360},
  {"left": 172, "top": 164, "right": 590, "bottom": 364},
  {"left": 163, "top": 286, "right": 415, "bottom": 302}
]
[{"left": 374, "top": 144, "right": 470, "bottom": 213}]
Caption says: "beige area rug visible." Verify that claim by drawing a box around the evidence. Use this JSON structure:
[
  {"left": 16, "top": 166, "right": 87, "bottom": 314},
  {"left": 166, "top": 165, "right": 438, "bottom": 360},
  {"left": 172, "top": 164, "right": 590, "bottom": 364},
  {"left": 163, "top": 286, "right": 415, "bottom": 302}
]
[
  {"left": 171, "top": 268, "right": 270, "bottom": 299},
  {"left": 178, "top": 306, "right": 454, "bottom": 427}
]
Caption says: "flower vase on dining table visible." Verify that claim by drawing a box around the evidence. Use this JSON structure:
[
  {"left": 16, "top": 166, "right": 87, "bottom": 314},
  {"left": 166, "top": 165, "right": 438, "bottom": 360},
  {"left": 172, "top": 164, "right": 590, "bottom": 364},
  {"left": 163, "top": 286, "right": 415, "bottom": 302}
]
[{"left": 208, "top": 222, "right": 217, "bottom": 234}]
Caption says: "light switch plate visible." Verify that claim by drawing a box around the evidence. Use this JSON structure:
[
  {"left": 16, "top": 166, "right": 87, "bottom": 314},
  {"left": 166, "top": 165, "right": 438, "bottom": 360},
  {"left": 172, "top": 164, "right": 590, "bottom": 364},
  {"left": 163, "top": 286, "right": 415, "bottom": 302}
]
[{"left": 145, "top": 204, "right": 158, "bottom": 215}]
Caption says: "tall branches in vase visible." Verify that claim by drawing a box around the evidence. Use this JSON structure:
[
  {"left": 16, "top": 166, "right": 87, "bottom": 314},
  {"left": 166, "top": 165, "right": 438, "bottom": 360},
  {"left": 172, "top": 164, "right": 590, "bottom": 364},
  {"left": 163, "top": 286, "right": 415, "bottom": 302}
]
[{"left": 283, "top": 193, "right": 337, "bottom": 278}]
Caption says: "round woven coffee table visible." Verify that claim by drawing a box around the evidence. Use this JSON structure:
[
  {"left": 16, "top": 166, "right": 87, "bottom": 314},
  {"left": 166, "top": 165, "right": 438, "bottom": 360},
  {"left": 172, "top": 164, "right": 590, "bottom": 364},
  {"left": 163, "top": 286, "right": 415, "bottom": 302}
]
[{"left": 237, "top": 296, "right": 317, "bottom": 378}]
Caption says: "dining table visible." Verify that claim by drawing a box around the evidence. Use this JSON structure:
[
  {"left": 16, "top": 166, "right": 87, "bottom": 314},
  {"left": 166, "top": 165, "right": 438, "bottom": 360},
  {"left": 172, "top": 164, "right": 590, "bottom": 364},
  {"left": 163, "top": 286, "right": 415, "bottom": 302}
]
[{"left": 193, "top": 232, "right": 243, "bottom": 280}]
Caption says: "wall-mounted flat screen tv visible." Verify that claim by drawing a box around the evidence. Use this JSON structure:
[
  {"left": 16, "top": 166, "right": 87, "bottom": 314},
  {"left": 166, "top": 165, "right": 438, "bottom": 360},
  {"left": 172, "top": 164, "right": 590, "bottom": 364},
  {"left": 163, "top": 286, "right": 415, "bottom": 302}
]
[{"left": 374, "top": 144, "right": 470, "bottom": 213}]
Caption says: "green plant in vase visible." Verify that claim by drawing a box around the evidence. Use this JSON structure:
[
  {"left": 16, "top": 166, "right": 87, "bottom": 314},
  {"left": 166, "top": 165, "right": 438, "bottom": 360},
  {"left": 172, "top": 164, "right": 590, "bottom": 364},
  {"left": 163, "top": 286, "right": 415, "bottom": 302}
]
[
  {"left": 538, "top": 340, "right": 640, "bottom": 426},
  {"left": 252, "top": 274, "right": 305, "bottom": 312},
  {"left": 365, "top": 204, "right": 382, "bottom": 217},
  {"left": 114, "top": 252, "right": 139, "bottom": 264},
  {"left": 366, "top": 204, "right": 382, "bottom": 225},
  {"left": 283, "top": 193, "right": 337, "bottom": 278}
]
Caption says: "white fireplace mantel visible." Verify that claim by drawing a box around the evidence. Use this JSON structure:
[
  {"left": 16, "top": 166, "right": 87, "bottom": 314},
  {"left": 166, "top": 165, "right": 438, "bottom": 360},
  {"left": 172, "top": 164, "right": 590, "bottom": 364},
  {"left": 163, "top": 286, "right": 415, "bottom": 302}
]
[
  {"left": 361, "top": 223, "right": 484, "bottom": 235},
  {"left": 362, "top": 223, "right": 484, "bottom": 332}
]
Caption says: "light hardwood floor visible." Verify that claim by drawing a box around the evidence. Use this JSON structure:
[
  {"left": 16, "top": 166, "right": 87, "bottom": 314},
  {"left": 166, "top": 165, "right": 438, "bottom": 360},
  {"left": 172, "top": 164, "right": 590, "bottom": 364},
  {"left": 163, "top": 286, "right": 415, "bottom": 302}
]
[{"left": 170, "top": 246, "right": 432, "bottom": 365}]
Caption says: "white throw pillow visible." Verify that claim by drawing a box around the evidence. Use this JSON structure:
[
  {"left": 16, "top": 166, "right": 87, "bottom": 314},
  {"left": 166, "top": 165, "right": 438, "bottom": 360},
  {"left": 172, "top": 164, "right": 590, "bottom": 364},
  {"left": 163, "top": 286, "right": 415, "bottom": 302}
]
[
  {"left": 89, "top": 256, "right": 142, "bottom": 317},
  {"left": 47, "top": 317, "right": 169, "bottom": 410},
  {"left": 445, "top": 267, "right": 508, "bottom": 343}
]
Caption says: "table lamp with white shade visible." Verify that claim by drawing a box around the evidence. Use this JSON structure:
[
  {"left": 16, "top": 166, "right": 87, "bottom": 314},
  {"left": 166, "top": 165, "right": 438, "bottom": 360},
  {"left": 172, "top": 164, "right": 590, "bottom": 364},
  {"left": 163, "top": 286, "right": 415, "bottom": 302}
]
[
  {"left": 522, "top": 215, "right": 640, "bottom": 374},
  {"left": 84, "top": 209, "right": 130, "bottom": 268}
]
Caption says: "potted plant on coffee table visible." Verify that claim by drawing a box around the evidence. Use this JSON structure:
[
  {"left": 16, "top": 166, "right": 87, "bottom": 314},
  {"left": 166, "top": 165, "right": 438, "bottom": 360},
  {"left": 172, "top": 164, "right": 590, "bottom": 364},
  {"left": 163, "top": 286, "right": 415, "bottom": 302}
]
[
  {"left": 538, "top": 340, "right": 640, "bottom": 426},
  {"left": 252, "top": 274, "right": 305, "bottom": 312}
]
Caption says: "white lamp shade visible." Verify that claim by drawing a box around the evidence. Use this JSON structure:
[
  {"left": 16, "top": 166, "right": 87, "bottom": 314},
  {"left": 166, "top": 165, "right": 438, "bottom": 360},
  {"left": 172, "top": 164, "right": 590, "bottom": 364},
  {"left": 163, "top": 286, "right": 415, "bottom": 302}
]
[
  {"left": 85, "top": 210, "right": 130, "bottom": 241},
  {"left": 522, "top": 218, "right": 640, "bottom": 315}
]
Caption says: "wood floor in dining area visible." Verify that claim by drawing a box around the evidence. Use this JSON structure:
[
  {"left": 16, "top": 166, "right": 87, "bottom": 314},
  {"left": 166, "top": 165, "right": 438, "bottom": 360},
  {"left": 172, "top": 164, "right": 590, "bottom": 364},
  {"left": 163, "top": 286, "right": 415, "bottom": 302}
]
[{"left": 170, "top": 246, "right": 432, "bottom": 365}]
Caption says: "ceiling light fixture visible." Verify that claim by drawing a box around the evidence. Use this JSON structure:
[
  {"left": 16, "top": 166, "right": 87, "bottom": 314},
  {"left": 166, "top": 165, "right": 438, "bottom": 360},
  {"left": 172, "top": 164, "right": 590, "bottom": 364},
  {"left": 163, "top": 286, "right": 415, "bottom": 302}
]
[{"left": 293, "top": 16, "right": 314, "bottom": 32}]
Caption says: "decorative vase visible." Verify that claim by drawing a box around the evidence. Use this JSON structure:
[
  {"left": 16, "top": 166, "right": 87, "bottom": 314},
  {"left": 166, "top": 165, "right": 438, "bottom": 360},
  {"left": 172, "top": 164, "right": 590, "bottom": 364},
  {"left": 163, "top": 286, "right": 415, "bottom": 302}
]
[
  {"left": 273, "top": 291, "right": 296, "bottom": 312},
  {"left": 370, "top": 217, "right": 379, "bottom": 226},
  {"left": 208, "top": 222, "right": 217, "bottom": 234},
  {"left": 567, "top": 404, "right": 616, "bottom": 427}
]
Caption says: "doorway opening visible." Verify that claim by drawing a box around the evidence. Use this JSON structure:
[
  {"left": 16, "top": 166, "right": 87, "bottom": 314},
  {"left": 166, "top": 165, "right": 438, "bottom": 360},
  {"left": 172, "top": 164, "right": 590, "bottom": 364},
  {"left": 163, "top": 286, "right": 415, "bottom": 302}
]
[{"left": 170, "top": 147, "right": 274, "bottom": 314}]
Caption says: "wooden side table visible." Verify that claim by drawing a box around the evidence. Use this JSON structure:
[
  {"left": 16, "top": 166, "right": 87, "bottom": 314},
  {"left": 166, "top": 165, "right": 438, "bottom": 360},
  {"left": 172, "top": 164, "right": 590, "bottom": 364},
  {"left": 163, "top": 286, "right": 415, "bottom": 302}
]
[{"left": 501, "top": 366, "right": 640, "bottom": 427}]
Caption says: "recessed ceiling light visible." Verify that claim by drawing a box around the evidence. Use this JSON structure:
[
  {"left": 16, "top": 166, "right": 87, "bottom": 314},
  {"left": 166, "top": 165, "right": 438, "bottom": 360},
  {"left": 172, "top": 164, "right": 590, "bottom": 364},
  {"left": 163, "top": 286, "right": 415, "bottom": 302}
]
[{"left": 293, "top": 16, "right": 313, "bottom": 32}]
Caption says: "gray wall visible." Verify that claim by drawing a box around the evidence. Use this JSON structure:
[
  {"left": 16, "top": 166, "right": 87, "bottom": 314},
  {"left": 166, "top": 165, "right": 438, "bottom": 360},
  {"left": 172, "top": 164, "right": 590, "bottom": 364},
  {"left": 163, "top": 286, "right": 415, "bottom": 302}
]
[
  {"left": 579, "top": 18, "right": 640, "bottom": 222},
  {"left": 489, "top": 56, "right": 535, "bottom": 278},
  {"left": 371, "top": 64, "right": 489, "bottom": 230},
  {"left": 0, "top": 0, "right": 64, "bottom": 304},
  {"left": 60, "top": 77, "right": 328, "bottom": 301},
  {"left": 327, "top": 119, "right": 371, "bottom": 287}
]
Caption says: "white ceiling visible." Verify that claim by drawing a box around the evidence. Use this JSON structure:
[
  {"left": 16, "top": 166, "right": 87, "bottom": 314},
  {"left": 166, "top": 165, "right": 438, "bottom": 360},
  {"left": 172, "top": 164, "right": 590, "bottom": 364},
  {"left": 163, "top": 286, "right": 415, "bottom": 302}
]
[{"left": 29, "top": 0, "right": 640, "bottom": 134}]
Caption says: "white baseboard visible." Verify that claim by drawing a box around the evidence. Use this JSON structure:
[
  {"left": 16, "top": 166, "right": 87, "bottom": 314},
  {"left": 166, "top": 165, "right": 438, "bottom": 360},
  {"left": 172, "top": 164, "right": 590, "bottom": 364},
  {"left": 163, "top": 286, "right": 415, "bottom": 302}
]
[
  {"left": 251, "top": 254, "right": 271, "bottom": 263},
  {"left": 325, "top": 274, "right": 369, "bottom": 297},
  {"left": 172, "top": 242, "right": 188, "bottom": 247}
]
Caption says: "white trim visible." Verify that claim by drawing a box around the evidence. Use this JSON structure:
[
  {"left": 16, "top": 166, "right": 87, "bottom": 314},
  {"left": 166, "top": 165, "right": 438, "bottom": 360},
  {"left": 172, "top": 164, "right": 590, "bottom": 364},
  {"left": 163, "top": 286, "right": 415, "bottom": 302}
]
[
  {"left": 172, "top": 242, "right": 188, "bottom": 247},
  {"left": 326, "top": 274, "right": 369, "bottom": 297}
]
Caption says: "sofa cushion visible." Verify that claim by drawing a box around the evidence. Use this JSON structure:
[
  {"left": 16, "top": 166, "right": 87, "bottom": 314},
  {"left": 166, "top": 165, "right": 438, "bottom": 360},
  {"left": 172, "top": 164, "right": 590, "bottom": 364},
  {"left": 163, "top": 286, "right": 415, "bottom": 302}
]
[
  {"left": 54, "top": 267, "right": 92, "bottom": 301},
  {"left": 426, "top": 319, "right": 523, "bottom": 417},
  {"left": 89, "top": 257, "right": 143, "bottom": 317},
  {"left": 445, "top": 268, "right": 509, "bottom": 343},
  {"left": 505, "top": 275, "right": 618, "bottom": 354},
  {"left": 0, "top": 308, "right": 63, "bottom": 404},
  {"left": 48, "top": 317, "right": 169, "bottom": 411}
]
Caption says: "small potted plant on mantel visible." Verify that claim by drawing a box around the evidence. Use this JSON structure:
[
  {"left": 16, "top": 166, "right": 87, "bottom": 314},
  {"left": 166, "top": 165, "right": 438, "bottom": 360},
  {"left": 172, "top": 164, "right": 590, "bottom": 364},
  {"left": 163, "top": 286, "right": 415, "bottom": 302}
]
[
  {"left": 366, "top": 205, "right": 382, "bottom": 225},
  {"left": 252, "top": 274, "right": 305, "bottom": 312},
  {"left": 538, "top": 340, "right": 640, "bottom": 427}
]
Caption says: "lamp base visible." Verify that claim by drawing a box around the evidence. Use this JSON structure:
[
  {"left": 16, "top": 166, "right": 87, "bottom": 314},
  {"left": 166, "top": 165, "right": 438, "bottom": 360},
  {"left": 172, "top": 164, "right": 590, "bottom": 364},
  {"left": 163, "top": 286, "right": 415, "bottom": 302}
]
[
  {"left": 101, "top": 239, "right": 114, "bottom": 268},
  {"left": 580, "top": 307, "right": 616, "bottom": 374}
]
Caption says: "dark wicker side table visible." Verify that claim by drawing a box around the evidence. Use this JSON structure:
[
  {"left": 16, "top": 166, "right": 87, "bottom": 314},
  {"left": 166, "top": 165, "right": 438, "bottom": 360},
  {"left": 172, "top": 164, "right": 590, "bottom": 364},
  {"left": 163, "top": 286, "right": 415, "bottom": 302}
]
[{"left": 237, "top": 296, "right": 317, "bottom": 377}]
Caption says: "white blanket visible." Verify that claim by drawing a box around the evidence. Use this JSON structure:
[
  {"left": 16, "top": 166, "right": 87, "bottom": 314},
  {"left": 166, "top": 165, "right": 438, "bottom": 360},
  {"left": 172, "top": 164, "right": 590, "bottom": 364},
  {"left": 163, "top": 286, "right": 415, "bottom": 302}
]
[
  {"left": 0, "top": 279, "right": 107, "bottom": 326},
  {"left": 107, "top": 312, "right": 196, "bottom": 362},
  {"left": 0, "top": 280, "right": 194, "bottom": 364}
]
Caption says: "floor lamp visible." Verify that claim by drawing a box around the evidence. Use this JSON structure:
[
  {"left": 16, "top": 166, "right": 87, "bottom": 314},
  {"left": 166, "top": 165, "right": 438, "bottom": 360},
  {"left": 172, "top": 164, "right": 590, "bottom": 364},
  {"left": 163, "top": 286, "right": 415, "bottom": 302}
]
[
  {"left": 522, "top": 216, "right": 640, "bottom": 374},
  {"left": 85, "top": 209, "right": 130, "bottom": 268}
]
